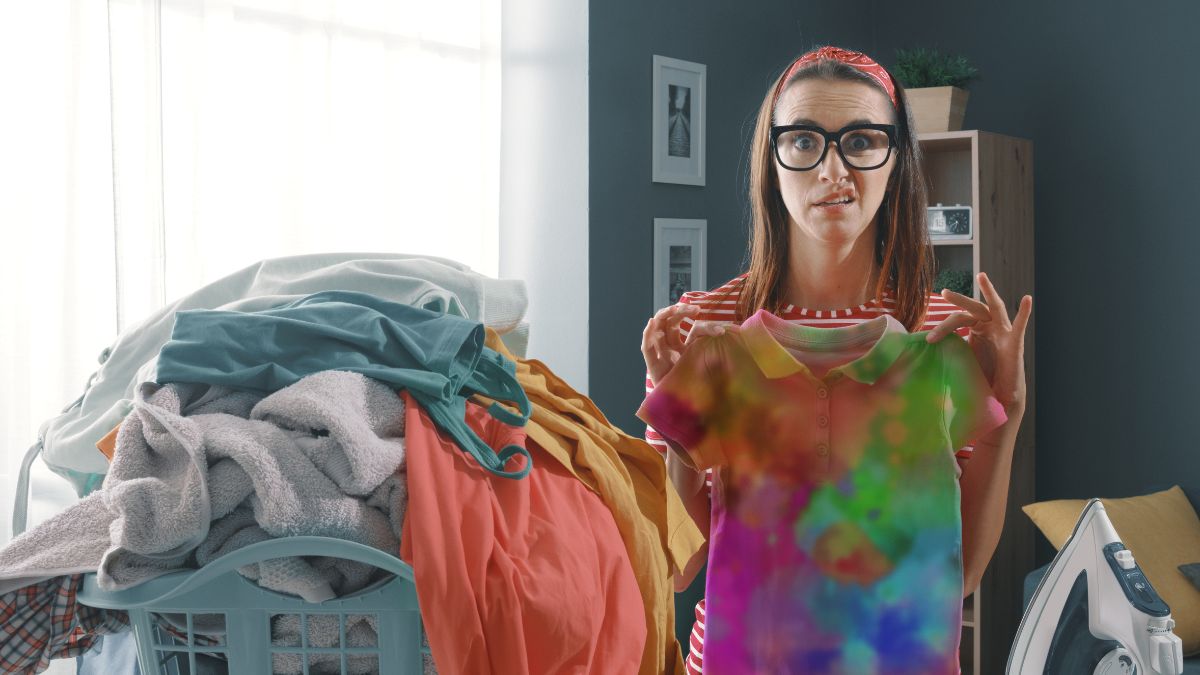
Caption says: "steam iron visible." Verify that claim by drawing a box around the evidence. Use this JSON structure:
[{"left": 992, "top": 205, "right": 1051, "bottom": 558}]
[{"left": 1007, "top": 498, "right": 1185, "bottom": 674}]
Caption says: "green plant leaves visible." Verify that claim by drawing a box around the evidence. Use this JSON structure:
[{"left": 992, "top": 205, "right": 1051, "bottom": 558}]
[{"left": 893, "top": 48, "right": 979, "bottom": 89}]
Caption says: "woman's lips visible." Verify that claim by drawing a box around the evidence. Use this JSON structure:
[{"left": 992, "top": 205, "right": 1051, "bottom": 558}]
[{"left": 814, "top": 199, "right": 854, "bottom": 212}]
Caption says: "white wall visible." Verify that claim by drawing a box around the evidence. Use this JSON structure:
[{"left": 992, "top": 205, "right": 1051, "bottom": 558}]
[{"left": 499, "top": 0, "right": 589, "bottom": 393}]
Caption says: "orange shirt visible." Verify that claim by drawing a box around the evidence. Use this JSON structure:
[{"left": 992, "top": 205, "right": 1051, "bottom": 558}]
[
  {"left": 482, "top": 327, "right": 702, "bottom": 675},
  {"left": 400, "top": 389, "right": 646, "bottom": 674}
]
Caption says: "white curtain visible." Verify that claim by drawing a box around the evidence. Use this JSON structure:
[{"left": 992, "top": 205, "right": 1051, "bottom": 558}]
[
  {"left": 0, "top": 0, "right": 502, "bottom": 546},
  {"left": 0, "top": 2, "right": 118, "bottom": 549},
  {"left": 111, "top": 0, "right": 502, "bottom": 325}
]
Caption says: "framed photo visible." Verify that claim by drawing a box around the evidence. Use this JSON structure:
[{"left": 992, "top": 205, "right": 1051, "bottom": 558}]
[
  {"left": 927, "top": 203, "right": 973, "bottom": 239},
  {"left": 653, "top": 218, "right": 707, "bottom": 311},
  {"left": 652, "top": 56, "right": 706, "bottom": 186}
]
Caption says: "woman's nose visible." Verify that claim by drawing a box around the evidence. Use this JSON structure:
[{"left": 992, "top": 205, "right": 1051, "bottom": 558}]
[{"left": 818, "top": 141, "right": 850, "bottom": 182}]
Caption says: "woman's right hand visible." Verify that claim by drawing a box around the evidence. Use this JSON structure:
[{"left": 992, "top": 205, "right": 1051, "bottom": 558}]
[{"left": 641, "top": 303, "right": 733, "bottom": 386}]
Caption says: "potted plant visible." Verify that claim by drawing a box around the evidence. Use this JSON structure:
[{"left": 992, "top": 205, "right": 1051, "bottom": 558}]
[
  {"left": 893, "top": 48, "right": 979, "bottom": 133},
  {"left": 934, "top": 267, "right": 975, "bottom": 299}
]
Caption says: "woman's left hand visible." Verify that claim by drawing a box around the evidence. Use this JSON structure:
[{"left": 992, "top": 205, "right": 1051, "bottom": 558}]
[{"left": 925, "top": 272, "right": 1032, "bottom": 413}]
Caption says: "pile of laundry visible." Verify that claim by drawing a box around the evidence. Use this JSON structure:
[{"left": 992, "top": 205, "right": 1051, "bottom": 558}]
[{"left": 0, "top": 255, "right": 704, "bottom": 675}]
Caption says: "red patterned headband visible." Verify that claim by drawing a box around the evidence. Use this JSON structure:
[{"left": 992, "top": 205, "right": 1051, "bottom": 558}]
[{"left": 776, "top": 46, "right": 898, "bottom": 109}]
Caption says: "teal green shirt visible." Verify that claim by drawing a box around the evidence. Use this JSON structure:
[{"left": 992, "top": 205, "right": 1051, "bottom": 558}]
[{"left": 156, "top": 290, "right": 531, "bottom": 478}]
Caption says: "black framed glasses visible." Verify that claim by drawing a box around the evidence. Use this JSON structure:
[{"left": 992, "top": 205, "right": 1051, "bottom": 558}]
[{"left": 770, "top": 123, "right": 897, "bottom": 171}]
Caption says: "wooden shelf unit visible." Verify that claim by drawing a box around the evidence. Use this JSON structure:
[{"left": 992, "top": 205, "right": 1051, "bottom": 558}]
[{"left": 918, "top": 130, "right": 1037, "bottom": 675}]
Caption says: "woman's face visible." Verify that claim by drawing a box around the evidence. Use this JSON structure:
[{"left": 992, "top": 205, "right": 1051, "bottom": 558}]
[{"left": 772, "top": 78, "right": 897, "bottom": 247}]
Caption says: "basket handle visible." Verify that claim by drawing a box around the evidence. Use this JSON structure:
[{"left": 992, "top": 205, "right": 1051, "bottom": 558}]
[{"left": 157, "top": 535, "right": 414, "bottom": 602}]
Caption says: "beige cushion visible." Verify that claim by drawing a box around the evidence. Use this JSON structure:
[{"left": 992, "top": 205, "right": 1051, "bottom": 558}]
[{"left": 1022, "top": 485, "right": 1200, "bottom": 656}]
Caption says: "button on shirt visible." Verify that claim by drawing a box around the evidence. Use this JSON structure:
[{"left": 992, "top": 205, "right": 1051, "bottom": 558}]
[{"left": 636, "top": 309, "right": 1008, "bottom": 675}]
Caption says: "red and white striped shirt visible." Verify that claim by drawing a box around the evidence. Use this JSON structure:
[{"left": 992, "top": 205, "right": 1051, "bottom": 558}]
[{"left": 642, "top": 273, "right": 974, "bottom": 674}]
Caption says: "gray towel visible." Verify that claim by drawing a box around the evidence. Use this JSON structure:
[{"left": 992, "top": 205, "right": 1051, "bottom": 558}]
[
  {"left": 366, "top": 471, "right": 409, "bottom": 543},
  {"left": 271, "top": 613, "right": 380, "bottom": 675},
  {"left": 0, "top": 371, "right": 409, "bottom": 603},
  {"left": 270, "top": 613, "right": 437, "bottom": 675},
  {"left": 0, "top": 492, "right": 113, "bottom": 595},
  {"left": 251, "top": 369, "right": 407, "bottom": 496},
  {"left": 194, "top": 506, "right": 338, "bottom": 603},
  {"left": 102, "top": 382, "right": 212, "bottom": 560},
  {"left": 208, "top": 457, "right": 255, "bottom": 520}
]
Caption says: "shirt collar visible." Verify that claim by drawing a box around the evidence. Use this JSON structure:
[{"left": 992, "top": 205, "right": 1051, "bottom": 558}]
[{"left": 738, "top": 309, "right": 911, "bottom": 384}]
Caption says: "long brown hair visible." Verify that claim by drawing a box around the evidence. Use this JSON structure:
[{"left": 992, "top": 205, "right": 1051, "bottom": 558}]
[{"left": 728, "top": 51, "right": 935, "bottom": 331}]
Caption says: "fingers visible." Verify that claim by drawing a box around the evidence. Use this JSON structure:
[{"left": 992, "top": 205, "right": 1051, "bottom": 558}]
[
  {"left": 976, "top": 273, "right": 1011, "bottom": 329},
  {"left": 684, "top": 320, "right": 728, "bottom": 345},
  {"left": 939, "top": 288, "right": 991, "bottom": 323},
  {"left": 664, "top": 304, "right": 701, "bottom": 350},
  {"left": 925, "top": 311, "right": 978, "bottom": 343},
  {"left": 1012, "top": 294, "right": 1032, "bottom": 337},
  {"left": 643, "top": 303, "right": 701, "bottom": 362}
]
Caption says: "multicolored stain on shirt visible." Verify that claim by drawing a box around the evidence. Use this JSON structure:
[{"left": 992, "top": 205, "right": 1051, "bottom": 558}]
[{"left": 637, "top": 309, "right": 1007, "bottom": 675}]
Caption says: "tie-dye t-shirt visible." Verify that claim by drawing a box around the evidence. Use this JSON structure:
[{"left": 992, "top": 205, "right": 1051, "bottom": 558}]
[{"left": 636, "top": 308, "right": 1007, "bottom": 675}]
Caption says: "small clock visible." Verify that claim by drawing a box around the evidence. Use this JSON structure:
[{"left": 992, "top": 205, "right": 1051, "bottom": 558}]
[{"left": 927, "top": 203, "right": 973, "bottom": 239}]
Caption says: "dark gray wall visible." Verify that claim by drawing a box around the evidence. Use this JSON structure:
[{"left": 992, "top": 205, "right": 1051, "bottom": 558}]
[{"left": 590, "top": 0, "right": 1200, "bottom": 596}]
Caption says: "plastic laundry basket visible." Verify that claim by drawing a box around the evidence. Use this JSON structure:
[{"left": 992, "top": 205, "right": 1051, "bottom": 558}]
[{"left": 75, "top": 536, "right": 428, "bottom": 675}]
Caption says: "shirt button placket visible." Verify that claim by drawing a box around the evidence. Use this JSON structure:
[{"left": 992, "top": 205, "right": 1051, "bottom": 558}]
[{"left": 816, "top": 384, "right": 831, "bottom": 470}]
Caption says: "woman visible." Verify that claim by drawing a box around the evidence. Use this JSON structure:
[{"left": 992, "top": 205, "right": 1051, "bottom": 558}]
[{"left": 639, "top": 46, "right": 1031, "bottom": 674}]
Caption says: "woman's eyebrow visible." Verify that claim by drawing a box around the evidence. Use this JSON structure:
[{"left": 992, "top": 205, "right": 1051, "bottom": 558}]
[{"left": 788, "top": 117, "right": 874, "bottom": 127}]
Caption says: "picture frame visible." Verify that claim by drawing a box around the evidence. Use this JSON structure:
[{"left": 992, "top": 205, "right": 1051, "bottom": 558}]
[
  {"left": 653, "top": 218, "right": 707, "bottom": 311},
  {"left": 652, "top": 55, "right": 706, "bottom": 186},
  {"left": 927, "top": 203, "right": 973, "bottom": 239}
]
